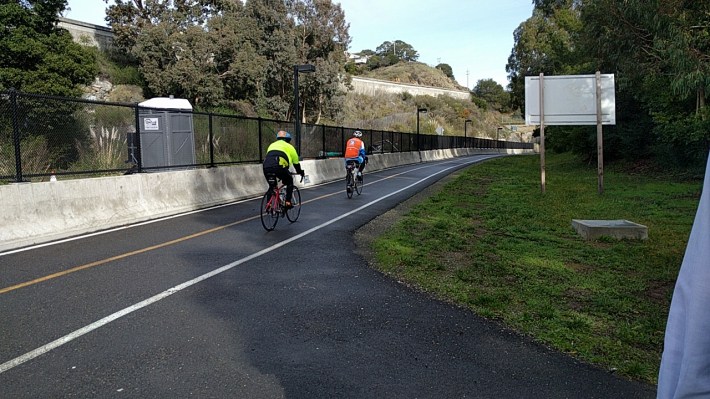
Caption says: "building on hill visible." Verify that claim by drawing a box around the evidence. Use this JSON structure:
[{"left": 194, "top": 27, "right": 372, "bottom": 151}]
[{"left": 346, "top": 52, "right": 370, "bottom": 65}]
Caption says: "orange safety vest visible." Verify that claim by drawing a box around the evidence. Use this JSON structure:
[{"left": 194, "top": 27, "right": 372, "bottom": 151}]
[{"left": 344, "top": 137, "right": 364, "bottom": 158}]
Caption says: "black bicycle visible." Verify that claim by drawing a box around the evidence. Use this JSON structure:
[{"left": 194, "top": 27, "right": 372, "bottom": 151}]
[
  {"left": 260, "top": 174, "right": 302, "bottom": 231},
  {"left": 345, "top": 160, "right": 363, "bottom": 199}
]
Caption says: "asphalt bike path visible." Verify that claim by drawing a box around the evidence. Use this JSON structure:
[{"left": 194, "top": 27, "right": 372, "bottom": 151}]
[{"left": 0, "top": 155, "right": 656, "bottom": 398}]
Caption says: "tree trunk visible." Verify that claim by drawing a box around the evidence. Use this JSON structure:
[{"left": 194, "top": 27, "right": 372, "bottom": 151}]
[{"left": 698, "top": 86, "right": 706, "bottom": 120}]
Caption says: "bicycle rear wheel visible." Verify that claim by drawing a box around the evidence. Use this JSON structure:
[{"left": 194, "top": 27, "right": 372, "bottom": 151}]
[
  {"left": 260, "top": 191, "right": 279, "bottom": 231},
  {"left": 286, "top": 186, "right": 301, "bottom": 222},
  {"left": 354, "top": 171, "right": 363, "bottom": 195},
  {"left": 346, "top": 171, "right": 354, "bottom": 199}
]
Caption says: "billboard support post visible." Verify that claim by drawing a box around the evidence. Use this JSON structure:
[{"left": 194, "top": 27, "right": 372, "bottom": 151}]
[
  {"left": 539, "top": 73, "right": 546, "bottom": 194},
  {"left": 596, "top": 71, "right": 604, "bottom": 195}
]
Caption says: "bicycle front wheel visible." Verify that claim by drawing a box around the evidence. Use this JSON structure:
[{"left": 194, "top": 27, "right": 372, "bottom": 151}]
[
  {"left": 260, "top": 191, "right": 279, "bottom": 231},
  {"left": 354, "top": 172, "right": 363, "bottom": 195},
  {"left": 346, "top": 172, "right": 354, "bottom": 199},
  {"left": 286, "top": 186, "right": 301, "bottom": 222}
]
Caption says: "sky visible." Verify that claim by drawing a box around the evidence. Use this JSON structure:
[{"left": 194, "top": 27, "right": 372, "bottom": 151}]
[{"left": 64, "top": 0, "right": 534, "bottom": 90}]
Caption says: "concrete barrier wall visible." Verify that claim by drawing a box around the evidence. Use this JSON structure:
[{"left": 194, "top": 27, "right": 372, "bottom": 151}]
[
  {"left": 0, "top": 149, "right": 530, "bottom": 252},
  {"left": 58, "top": 17, "right": 114, "bottom": 51}
]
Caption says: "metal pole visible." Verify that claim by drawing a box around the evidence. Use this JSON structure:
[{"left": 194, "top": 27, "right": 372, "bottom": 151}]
[
  {"left": 134, "top": 103, "right": 143, "bottom": 173},
  {"left": 539, "top": 73, "right": 546, "bottom": 194},
  {"left": 293, "top": 66, "right": 301, "bottom": 154},
  {"left": 258, "top": 117, "right": 263, "bottom": 163},
  {"left": 416, "top": 108, "right": 426, "bottom": 155},
  {"left": 10, "top": 88, "right": 23, "bottom": 182},
  {"left": 464, "top": 120, "right": 471, "bottom": 149},
  {"left": 416, "top": 111, "right": 420, "bottom": 152},
  {"left": 496, "top": 127, "right": 502, "bottom": 153},
  {"left": 208, "top": 114, "right": 214, "bottom": 167}
]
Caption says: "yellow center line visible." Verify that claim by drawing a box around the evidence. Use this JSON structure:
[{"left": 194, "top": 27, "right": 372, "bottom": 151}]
[
  {"left": 0, "top": 169, "right": 418, "bottom": 295},
  {"left": 0, "top": 217, "right": 255, "bottom": 295}
]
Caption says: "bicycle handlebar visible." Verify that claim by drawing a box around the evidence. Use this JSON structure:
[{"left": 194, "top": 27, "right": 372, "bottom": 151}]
[{"left": 289, "top": 171, "right": 305, "bottom": 183}]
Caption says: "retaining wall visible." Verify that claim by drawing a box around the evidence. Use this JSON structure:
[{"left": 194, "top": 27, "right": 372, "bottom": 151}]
[{"left": 349, "top": 76, "right": 470, "bottom": 100}]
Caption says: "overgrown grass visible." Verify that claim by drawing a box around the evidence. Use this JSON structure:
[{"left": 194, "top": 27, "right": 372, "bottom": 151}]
[{"left": 372, "top": 152, "right": 701, "bottom": 384}]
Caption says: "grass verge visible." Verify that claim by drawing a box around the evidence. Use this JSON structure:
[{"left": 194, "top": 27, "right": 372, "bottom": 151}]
[{"left": 370, "top": 152, "right": 701, "bottom": 384}]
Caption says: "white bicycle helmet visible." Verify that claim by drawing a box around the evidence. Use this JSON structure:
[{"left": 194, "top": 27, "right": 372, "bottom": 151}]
[{"left": 353, "top": 130, "right": 362, "bottom": 138}]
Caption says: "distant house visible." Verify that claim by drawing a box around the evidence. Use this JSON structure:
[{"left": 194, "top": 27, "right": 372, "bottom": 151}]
[{"left": 346, "top": 52, "right": 370, "bottom": 64}]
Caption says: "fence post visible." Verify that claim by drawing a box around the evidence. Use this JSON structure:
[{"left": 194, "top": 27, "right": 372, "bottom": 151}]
[
  {"left": 134, "top": 103, "right": 143, "bottom": 173},
  {"left": 208, "top": 113, "right": 215, "bottom": 167},
  {"left": 321, "top": 124, "right": 326, "bottom": 158},
  {"left": 10, "top": 88, "right": 23, "bottom": 182},
  {"left": 340, "top": 126, "right": 344, "bottom": 156},
  {"left": 258, "top": 117, "right": 263, "bottom": 163}
]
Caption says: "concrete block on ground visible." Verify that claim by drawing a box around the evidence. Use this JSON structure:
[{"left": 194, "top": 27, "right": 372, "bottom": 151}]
[{"left": 571, "top": 219, "right": 648, "bottom": 240}]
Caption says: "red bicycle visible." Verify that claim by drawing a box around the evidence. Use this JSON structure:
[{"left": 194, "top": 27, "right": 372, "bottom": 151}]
[
  {"left": 345, "top": 160, "right": 363, "bottom": 199},
  {"left": 260, "top": 173, "right": 303, "bottom": 231}
]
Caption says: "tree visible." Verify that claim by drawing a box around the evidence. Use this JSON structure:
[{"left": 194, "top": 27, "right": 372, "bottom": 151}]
[
  {"left": 105, "top": 0, "right": 226, "bottom": 106},
  {"left": 237, "top": 0, "right": 297, "bottom": 117},
  {"left": 505, "top": 1, "right": 583, "bottom": 111},
  {"left": 0, "top": 0, "right": 96, "bottom": 95},
  {"left": 579, "top": 0, "right": 710, "bottom": 167},
  {"left": 436, "top": 63, "right": 454, "bottom": 81},
  {"left": 289, "top": 0, "right": 350, "bottom": 123},
  {"left": 509, "top": 0, "right": 710, "bottom": 168},
  {"left": 473, "top": 79, "right": 510, "bottom": 112},
  {"left": 209, "top": 2, "right": 266, "bottom": 107},
  {"left": 375, "top": 40, "right": 419, "bottom": 63},
  {"left": 105, "top": 0, "right": 350, "bottom": 120},
  {"left": 0, "top": 1, "right": 100, "bottom": 176}
]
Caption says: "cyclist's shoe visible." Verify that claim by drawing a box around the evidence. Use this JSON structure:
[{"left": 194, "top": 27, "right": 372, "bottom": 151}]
[
  {"left": 284, "top": 201, "right": 294, "bottom": 209},
  {"left": 357, "top": 172, "right": 363, "bottom": 182},
  {"left": 347, "top": 186, "right": 353, "bottom": 194}
]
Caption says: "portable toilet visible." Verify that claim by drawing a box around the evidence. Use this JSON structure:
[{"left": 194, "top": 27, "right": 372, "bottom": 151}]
[{"left": 137, "top": 97, "right": 195, "bottom": 169}]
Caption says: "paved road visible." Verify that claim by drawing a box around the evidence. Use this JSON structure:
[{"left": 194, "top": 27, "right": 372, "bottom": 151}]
[{"left": 0, "top": 155, "right": 656, "bottom": 398}]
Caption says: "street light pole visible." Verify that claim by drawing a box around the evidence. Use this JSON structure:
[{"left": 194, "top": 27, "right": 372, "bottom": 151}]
[
  {"left": 293, "top": 64, "right": 316, "bottom": 154},
  {"left": 496, "top": 127, "right": 502, "bottom": 152},
  {"left": 416, "top": 107, "right": 427, "bottom": 152},
  {"left": 464, "top": 119, "right": 472, "bottom": 148}
]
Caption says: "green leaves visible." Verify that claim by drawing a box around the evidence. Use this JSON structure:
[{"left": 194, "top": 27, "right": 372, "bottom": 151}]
[
  {"left": 105, "top": 0, "right": 350, "bottom": 119},
  {"left": 374, "top": 40, "right": 419, "bottom": 63},
  {"left": 509, "top": 0, "right": 710, "bottom": 170},
  {"left": 0, "top": 1, "right": 96, "bottom": 95},
  {"left": 472, "top": 79, "right": 510, "bottom": 112}
]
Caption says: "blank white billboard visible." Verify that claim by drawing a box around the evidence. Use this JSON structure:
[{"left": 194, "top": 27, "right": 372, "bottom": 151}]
[{"left": 525, "top": 74, "right": 615, "bottom": 125}]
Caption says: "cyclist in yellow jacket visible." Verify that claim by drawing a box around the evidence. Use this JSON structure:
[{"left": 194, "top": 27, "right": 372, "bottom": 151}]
[{"left": 263, "top": 130, "right": 305, "bottom": 208}]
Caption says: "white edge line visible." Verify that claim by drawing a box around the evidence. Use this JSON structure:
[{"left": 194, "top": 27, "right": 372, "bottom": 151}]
[{"left": 0, "top": 157, "right": 489, "bottom": 374}]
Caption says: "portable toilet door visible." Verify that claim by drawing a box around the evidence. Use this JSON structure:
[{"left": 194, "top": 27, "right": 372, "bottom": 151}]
[{"left": 138, "top": 97, "right": 196, "bottom": 169}]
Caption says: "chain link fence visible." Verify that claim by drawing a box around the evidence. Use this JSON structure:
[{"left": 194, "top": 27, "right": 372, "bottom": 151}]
[{"left": 0, "top": 89, "right": 533, "bottom": 183}]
